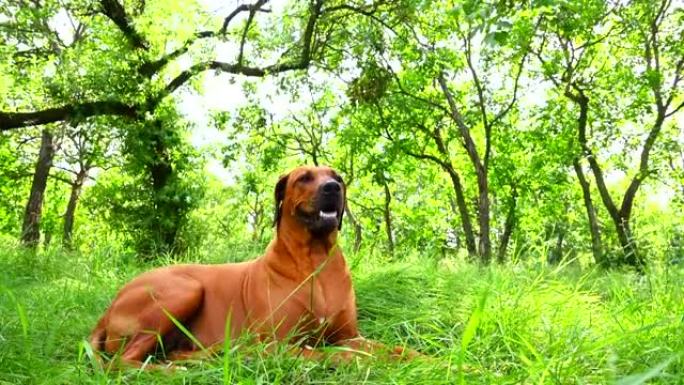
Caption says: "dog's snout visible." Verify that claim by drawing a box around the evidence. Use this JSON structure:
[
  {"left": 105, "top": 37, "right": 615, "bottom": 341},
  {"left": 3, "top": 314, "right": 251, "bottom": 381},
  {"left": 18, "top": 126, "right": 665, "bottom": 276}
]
[{"left": 321, "top": 180, "right": 341, "bottom": 194}]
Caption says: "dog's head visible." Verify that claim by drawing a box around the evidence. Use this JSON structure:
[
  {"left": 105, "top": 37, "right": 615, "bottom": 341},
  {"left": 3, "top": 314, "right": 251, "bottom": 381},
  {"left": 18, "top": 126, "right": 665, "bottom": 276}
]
[{"left": 274, "top": 166, "right": 346, "bottom": 237}]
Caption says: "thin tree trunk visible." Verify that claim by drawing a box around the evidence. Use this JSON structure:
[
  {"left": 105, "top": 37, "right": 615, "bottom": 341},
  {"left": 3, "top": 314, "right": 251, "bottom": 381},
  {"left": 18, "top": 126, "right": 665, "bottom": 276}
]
[
  {"left": 409, "top": 122, "right": 479, "bottom": 259},
  {"left": 382, "top": 181, "right": 394, "bottom": 256},
  {"left": 147, "top": 121, "right": 177, "bottom": 253},
  {"left": 62, "top": 169, "right": 88, "bottom": 249},
  {"left": 572, "top": 157, "right": 604, "bottom": 266},
  {"left": 614, "top": 218, "right": 638, "bottom": 266},
  {"left": 445, "top": 166, "right": 477, "bottom": 258},
  {"left": 615, "top": 109, "right": 666, "bottom": 269},
  {"left": 438, "top": 73, "right": 491, "bottom": 264},
  {"left": 447, "top": 195, "right": 462, "bottom": 250},
  {"left": 497, "top": 188, "right": 517, "bottom": 264},
  {"left": 546, "top": 223, "right": 566, "bottom": 265},
  {"left": 554, "top": 225, "right": 565, "bottom": 263},
  {"left": 344, "top": 204, "right": 363, "bottom": 252},
  {"left": 251, "top": 194, "right": 264, "bottom": 242},
  {"left": 476, "top": 168, "right": 492, "bottom": 263},
  {"left": 568, "top": 89, "right": 645, "bottom": 270},
  {"left": 21, "top": 129, "right": 56, "bottom": 247}
]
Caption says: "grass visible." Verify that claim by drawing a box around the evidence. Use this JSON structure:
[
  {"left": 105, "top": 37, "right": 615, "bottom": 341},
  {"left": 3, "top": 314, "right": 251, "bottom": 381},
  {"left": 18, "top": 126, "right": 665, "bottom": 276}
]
[{"left": 1, "top": 240, "right": 683, "bottom": 384}]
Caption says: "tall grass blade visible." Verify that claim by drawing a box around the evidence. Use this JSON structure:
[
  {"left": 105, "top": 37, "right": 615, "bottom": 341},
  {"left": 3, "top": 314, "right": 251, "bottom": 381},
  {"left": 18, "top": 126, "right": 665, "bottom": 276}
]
[
  {"left": 616, "top": 357, "right": 675, "bottom": 385},
  {"left": 457, "top": 287, "right": 489, "bottom": 385},
  {"left": 223, "top": 310, "right": 233, "bottom": 385},
  {"left": 2, "top": 286, "right": 28, "bottom": 340},
  {"left": 161, "top": 308, "right": 207, "bottom": 352}
]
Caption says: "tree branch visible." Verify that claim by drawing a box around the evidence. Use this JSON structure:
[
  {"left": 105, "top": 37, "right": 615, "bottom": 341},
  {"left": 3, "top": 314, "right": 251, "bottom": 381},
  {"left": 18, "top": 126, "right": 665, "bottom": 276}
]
[
  {"left": 237, "top": 2, "right": 265, "bottom": 66},
  {"left": 99, "top": 0, "right": 148, "bottom": 50},
  {"left": 138, "top": 31, "right": 215, "bottom": 76},
  {"left": 139, "top": 0, "right": 270, "bottom": 76},
  {"left": 619, "top": 0, "right": 673, "bottom": 218},
  {"left": 437, "top": 72, "right": 484, "bottom": 173},
  {"left": 324, "top": 3, "right": 397, "bottom": 35},
  {"left": 220, "top": 0, "right": 271, "bottom": 35},
  {"left": 668, "top": 56, "right": 684, "bottom": 101},
  {"left": 403, "top": 149, "right": 451, "bottom": 170},
  {"left": 620, "top": 109, "right": 666, "bottom": 219},
  {"left": 0, "top": 101, "right": 138, "bottom": 131},
  {"left": 49, "top": 172, "right": 76, "bottom": 186},
  {"left": 666, "top": 100, "right": 684, "bottom": 118},
  {"left": 162, "top": 0, "right": 323, "bottom": 99},
  {"left": 489, "top": 49, "right": 529, "bottom": 130},
  {"left": 463, "top": 28, "right": 489, "bottom": 146},
  {"left": 2, "top": 0, "right": 331, "bottom": 131}
]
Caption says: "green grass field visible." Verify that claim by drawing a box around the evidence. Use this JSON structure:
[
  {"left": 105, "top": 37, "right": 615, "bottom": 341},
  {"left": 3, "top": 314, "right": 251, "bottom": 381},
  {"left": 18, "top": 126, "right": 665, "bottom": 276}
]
[{"left": 1, "top": 242, "right": 683, "bottom": 384}]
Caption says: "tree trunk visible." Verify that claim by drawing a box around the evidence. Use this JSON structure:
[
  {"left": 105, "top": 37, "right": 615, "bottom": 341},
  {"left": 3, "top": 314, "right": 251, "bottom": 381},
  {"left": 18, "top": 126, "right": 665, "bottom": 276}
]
[
  {"left": 546, "top": 223, "right": 566, "bottom": 265},
  {"left": 437, "top": 73, "right": 491, "bottom": 264},
  {"left": 344, "top": 204, "right": 363, "bottom": 252},
  {"left": 445, "top": 166, "right": 477, "bottom": 258},
  {"left": 497, "top": 188, "right": 517, "bottom": 264},
  {"left": 572, "top": 157, "right": 604, "bottom": 266},
  {"left": 569, "top": 89, "right": 645, "bottom": 271},
  {"left": 250, "top": 193, "right": 264, "bottom": 242},
  {"left": 62, "top": 169, "right": 88, "bottom": 249},
  {"left": 382, "top": 181, "right": 394, "bottom": 256},
  {"left": 614, "top": 109, "right": 666, "bottom": 270},
  {"left": 614, "top": 216, "right": 639, "bottom": 268},
  {"left": 554, "top": 225, "right": 565, "bottom": 264},
  {"left": 147, "top": 121, "right": 177, "bottom": 253},
  {"left": 476, "top": 167, "right": 492, "bottom": 264},
  {"left": 21, "top": 129, "right": 56, "bottom": 247}
]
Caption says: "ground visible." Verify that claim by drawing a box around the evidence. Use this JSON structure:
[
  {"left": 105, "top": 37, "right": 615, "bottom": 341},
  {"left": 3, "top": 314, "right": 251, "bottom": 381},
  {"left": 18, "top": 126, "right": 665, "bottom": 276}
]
[{"left": 1, "top": 242, "right": 682, "bottom": 384}]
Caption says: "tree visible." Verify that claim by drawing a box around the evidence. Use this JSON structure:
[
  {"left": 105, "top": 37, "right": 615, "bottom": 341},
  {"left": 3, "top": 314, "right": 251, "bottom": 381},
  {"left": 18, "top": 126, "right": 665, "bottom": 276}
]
[
  {"left": 52, "top": 122, "right": 118, "bottom": 248},
  {"left": 534, "top": 0, "right": 684, "bottom": 269},
  {"left": 1, "top": 0, "right": 405, "bottom": 131},
  {"left": 2, "top": 0, "right": 401, "bottom": 254},
  {"left": 21, "top": 128, "right": 58, "bottom": 247},
  {"left": 340, "top": 1, "right": 538, "bottom": 263}
]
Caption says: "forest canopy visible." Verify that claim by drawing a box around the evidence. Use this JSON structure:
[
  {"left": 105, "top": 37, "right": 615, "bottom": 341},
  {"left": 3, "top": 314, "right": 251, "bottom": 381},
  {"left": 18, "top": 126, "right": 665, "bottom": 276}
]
[{"left": 1, "top": 0, "right": 683, "bottom": 268}]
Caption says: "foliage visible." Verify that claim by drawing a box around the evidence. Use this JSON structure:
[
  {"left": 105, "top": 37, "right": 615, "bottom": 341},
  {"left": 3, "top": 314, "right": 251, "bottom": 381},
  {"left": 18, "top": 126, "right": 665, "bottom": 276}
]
[
  {"left": 2, "top": 0, "right": 682, "bottom": 266},
  {"left": 84, "top": 124, "right": 206, "bottom": 256}
]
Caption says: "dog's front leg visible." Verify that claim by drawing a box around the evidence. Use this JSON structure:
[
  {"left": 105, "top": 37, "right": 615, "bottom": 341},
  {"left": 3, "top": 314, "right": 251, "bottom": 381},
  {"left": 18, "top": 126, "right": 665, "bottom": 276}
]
[
  {"left": 333, "top": 336, "right": 420, "bottom": 360},
  {"left": 324, "top": 306, "right": 420, "bottom": 361}
]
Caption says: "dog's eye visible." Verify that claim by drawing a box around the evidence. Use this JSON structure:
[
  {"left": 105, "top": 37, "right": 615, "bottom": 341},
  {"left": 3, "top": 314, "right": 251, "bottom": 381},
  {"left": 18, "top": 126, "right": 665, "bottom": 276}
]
[
  {"left": 298, "top": 172, "right": 314, "bottom": 183},
  {"left": 332, "top": 174, "right": 343, "bottom": 183}
]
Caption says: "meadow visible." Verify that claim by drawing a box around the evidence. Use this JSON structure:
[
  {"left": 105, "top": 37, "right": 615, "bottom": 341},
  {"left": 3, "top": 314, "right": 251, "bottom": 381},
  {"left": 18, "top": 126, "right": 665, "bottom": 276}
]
[
  {"left": 2, "top": 239, "right": 682, "bottom": 384},
  {"left": 3, "top": 1, "right": 684, "bottom": 383}
]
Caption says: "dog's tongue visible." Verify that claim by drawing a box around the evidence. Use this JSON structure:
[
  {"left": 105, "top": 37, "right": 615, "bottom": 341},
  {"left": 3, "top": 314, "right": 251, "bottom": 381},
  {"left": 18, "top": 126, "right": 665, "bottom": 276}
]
[{"left": 319, "top": 210, "right": 337, "bottom": 219}]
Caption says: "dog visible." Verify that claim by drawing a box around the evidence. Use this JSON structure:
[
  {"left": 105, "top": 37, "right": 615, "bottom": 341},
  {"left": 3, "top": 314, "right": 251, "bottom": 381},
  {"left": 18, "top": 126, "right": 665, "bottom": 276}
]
[{"left": 89, "top": 165, "right": 413, "bottom": 366}]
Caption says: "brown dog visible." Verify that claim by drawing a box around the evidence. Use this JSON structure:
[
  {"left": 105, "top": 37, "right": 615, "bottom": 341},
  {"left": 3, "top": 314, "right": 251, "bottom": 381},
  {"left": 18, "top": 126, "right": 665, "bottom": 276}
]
[{"left": 89, "top": 165, "right": 410, "bottom": 366}]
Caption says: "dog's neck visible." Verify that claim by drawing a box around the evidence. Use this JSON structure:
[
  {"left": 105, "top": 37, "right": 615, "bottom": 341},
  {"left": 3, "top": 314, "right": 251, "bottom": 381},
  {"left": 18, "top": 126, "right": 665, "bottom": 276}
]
[{"left": 265, "top": 215, "right": 343, "bottom": 280}]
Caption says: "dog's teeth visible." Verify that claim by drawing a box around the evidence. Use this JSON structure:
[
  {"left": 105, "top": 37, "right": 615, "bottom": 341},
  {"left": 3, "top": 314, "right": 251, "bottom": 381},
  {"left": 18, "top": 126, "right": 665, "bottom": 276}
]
[{"left": 319, "top": 210, "right": 337, "bottom": 219}]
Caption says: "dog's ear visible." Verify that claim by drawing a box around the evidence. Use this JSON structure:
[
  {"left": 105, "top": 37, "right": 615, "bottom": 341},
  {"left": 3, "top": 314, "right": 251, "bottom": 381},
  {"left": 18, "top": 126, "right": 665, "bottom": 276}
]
[{"left": 274, "top": 174, "right": 289, "bottom": 227}]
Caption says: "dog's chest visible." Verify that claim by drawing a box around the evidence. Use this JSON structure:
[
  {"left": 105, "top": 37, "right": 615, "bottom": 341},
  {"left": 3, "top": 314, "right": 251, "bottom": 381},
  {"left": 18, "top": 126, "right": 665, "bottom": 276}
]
[{"left": 307, "top": 276, "right": 347, "bottom": 320}]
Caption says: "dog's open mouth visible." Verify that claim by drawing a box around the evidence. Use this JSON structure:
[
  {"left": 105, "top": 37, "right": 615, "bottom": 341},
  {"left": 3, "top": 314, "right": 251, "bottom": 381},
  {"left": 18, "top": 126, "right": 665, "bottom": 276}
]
[
  {"left": 296, "top": 200, "right": 341, "bottom": 234},
  {"left": 297, "top": 207, "right": 338, "bottom": 223}
]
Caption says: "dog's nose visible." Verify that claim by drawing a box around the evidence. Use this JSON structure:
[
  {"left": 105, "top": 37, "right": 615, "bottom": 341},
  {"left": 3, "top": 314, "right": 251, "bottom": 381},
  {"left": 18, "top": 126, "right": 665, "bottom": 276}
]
[{"left": 321, "top": 180, "right": 341, "bottom": 194}]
